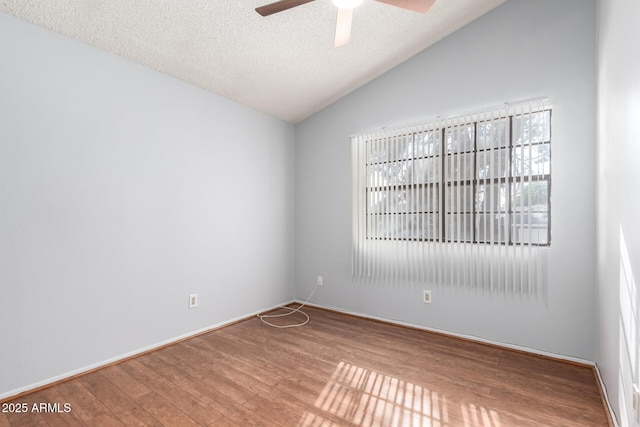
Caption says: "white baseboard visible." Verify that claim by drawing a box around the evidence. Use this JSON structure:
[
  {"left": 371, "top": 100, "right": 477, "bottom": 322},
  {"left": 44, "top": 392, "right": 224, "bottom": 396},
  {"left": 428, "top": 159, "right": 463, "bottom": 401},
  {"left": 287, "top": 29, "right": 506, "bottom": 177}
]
[
  {"left": 593, "top": 363, "right": 620, "bottom": 427},
  {"left": 0, "top": 300, "right": 294, "bottom": 401},
  {"left": 298, "top": 300, "right": 593, "bottom": 365}
]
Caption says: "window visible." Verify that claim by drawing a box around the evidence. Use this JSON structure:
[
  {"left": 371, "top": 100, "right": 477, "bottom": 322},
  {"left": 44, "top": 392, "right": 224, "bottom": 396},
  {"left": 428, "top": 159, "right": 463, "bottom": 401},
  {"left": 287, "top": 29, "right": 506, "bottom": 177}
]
[
  {"left": 351, "top": 101, "right": 550, "bottom": 290},
  {"left": 364, "top": 110, "right": 551, "bottom": 246}
]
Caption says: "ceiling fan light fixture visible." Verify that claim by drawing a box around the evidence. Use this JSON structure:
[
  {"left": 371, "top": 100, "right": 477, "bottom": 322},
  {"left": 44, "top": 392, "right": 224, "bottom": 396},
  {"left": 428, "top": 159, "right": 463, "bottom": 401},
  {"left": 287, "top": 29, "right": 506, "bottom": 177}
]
[{"left": 332, "top": 0, "right": 363, "bottom": 9}]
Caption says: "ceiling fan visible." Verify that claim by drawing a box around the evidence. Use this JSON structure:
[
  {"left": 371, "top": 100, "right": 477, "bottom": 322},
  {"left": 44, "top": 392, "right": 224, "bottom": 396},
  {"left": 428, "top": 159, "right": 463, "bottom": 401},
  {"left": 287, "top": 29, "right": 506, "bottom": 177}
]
[{"left": 255, "top": 0, "right": 436, "bottom": 47}]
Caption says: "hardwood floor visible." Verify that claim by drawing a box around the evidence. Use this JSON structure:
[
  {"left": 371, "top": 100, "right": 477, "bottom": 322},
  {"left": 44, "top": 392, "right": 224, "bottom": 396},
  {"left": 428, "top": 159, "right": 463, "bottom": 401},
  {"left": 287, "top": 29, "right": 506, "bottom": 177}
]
[{"left": 1, "top": 306, "right": 611, "bottom": 426}]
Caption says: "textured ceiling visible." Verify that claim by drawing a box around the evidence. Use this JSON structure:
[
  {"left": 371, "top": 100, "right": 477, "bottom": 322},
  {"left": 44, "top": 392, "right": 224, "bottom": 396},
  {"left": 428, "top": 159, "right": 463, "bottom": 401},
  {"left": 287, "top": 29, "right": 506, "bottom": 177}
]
[{"left": 0, "top": 0, "right": 506, "bottom": 123}]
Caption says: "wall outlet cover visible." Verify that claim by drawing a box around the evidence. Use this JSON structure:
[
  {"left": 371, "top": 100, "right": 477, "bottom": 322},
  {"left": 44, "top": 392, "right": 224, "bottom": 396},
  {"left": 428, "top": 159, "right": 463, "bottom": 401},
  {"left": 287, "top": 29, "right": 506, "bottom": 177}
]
[
  {"left": 423, "top": 290, "right": 432, "bottom": 304},
  {"left": 189, "top": 293, "right": 198, "bottom": 308},
  {"left": 633, "top": 383, "right": 639, "bottom": 419}
]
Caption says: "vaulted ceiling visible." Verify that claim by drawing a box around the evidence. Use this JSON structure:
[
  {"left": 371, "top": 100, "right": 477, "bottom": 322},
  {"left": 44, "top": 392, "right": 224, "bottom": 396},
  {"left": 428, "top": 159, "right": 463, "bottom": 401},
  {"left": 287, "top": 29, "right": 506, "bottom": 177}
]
[{"left": 0, "top": 0, "right": 506, "bottom": 123}]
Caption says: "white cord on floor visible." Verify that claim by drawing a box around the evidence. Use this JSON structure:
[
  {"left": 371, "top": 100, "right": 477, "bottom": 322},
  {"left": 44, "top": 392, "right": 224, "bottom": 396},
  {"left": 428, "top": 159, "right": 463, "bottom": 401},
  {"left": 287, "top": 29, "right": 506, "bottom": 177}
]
[{"left": 257, "top": 284, "right": 320, "bottom": 329}]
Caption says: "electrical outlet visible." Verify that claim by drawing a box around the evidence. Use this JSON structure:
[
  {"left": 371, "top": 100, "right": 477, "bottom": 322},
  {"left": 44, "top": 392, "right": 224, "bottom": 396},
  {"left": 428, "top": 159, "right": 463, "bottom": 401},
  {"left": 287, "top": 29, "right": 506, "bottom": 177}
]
[
  {"left": 189, "top": 293, "right": 198, "bottom": 309},
  {"left": 423, "top": 290, "right": 432, "bottom": 304},
  {"left": 633, "top": 384, "right": 639, "bottom": 419},
  {"left": 317, "top": 275, "right": 323, "bottom": 286}
]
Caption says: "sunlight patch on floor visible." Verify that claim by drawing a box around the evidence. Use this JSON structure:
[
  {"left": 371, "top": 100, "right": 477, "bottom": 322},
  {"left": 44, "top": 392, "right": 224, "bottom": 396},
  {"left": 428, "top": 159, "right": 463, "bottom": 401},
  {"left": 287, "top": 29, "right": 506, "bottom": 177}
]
[
  {"left": 298, "top": 360, "right": 502, "bottom": 426},
  {"left": 461, "top": 402, "right": 501, "bottom": 427}
]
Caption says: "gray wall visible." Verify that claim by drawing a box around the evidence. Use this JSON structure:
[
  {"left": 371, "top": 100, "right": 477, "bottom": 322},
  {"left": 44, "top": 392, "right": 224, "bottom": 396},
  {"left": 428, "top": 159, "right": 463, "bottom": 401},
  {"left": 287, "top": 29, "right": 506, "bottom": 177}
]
[
  {"left": 597, "top": 0, "right": 640, "bottom": 424},
  {"left": 295, "top": 0, "right": 597, "bottom": 360},
  {"left": 0, "top": 13, "right": 295, "bottom": 398}
]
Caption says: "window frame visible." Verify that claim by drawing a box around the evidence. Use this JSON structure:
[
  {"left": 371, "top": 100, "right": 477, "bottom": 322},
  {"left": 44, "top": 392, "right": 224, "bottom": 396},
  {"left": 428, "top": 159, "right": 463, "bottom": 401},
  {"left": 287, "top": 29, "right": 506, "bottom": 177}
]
[{"left": 364, "top": 110, "right": 551, "bottom": 246}]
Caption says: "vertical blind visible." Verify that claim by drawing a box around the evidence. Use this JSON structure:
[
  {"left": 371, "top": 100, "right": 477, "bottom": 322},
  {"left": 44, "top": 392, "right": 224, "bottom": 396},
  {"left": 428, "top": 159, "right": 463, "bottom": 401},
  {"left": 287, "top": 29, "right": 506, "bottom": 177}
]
[{"left": 351, "top": 100, "right": 550, "bottom": 293}]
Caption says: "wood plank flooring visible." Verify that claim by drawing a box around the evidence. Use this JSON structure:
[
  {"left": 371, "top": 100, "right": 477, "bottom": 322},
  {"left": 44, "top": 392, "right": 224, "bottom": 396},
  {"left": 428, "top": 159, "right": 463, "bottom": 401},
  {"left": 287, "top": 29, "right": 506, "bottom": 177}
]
[{"left": 0, "top": 306, "right": 611, "bottom": 426}]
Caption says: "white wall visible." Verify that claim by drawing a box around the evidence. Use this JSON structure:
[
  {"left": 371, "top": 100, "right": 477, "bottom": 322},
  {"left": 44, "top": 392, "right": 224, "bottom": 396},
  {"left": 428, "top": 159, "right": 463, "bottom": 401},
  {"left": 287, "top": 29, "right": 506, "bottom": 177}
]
[
  {"left": 295, "top": 0, "right": 597, "bottom": 360},
  {"left": 0, "top": 13, "right": 295, "bottom": 398},
  {"left": 597, "top": 0, "right": 640, "bottom": 424}
]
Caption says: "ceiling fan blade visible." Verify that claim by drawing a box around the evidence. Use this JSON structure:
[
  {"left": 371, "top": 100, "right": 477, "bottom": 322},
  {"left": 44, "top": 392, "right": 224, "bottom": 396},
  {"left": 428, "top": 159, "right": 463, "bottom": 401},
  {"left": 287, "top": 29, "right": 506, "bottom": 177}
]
[
  {"left": 255, "top": 0, "right": 316, "bottom": 17},
  {"left": 334, "top": 8, "right": 353, "bottom": 47},
  {"left": 375, "top": 0, "right": 436, "bottom": 13}
]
